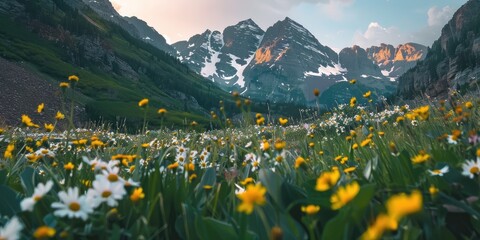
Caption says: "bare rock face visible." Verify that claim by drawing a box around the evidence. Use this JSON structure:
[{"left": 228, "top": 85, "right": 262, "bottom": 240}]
[
  {"left": 339, "top": 45, "right": 383, "bottom": 76},
  {"left": 366, "top": 43, "right": 427, "bottom": 81},
  {"left": 397, "top": 0, "right": 480, "bottom": 99}
]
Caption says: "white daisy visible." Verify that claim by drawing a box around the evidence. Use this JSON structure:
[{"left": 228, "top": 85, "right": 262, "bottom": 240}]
[
  {"left": 447, "top": 136, "right": 458, "bottom": 145},
  {"left": 428, "top": 166, "right": 449, "bottom": 176},
  {"left": 251, "top": 156, "right": 261, "bottom": 172},
  {"left": 90, "top": 175, "right": 126, "bottom": 207},
  {"left": 101, "top": 163, "right": 125, "bottom": 183},
  {"left": 35, "top": 148, "right": 55, "bottom": 158},
  {"left": 244, "top": 153, "right": 256, "bottom": 162},
  {"left": 20, "top": 180, "right": 54, "bottom": 212},
  {"left": 51, "top": 187, "right": 94, "bottom": 220},
  {"left": 0, "top": 217, "right": 23, "bottom": 240},
  {"left": 83, "top": 157, "right": 108, "bottom": 171},
  {"left": 175, "top": 151, "right": 187, "bottom": 165},
  {"left": 462, "top": 159, "right": 480, "bottom": 179}
]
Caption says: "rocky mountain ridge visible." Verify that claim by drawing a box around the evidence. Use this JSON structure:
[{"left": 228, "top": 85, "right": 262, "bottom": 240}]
[{"left": 397, "top": 0, "right": 480, "bottom": 99}]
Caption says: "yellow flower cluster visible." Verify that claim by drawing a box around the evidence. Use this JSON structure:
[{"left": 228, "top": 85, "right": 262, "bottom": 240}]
[{"left": 361, "top": 191, "right": 422, "bottom": 239}]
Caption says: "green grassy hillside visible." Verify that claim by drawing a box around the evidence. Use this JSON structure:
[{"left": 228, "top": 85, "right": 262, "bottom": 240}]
[{"left": 0, "top": 0, "right": 234, "bottom": 129}]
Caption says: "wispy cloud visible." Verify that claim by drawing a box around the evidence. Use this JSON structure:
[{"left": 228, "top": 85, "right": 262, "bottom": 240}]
[
  {"left": 352, "top": 4, "right": 455, "bottom": 48},
  {"left": 427, "top": 6, "right": 453, "bottom": 26}
]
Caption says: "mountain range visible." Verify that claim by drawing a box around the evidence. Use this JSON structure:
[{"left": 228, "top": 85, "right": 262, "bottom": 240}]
[
  {"left": 82, "top": 0, "right": 428, "bottom": 106},
  {"left": 171, "top": 18, "right": 427, "bottom": 106}
]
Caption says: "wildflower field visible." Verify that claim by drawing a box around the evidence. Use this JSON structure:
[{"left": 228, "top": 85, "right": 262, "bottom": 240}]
[{"left": 1, "top": 76, "right": 480, "bottom": 239}]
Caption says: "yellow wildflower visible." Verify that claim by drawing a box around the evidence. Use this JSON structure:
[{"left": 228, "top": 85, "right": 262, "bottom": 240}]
[
  {"left": 240, "top": 177, "right": 255, "bottom": 186},
  {"left": 315, "top": 168, "right": 340, "bottom": 191},
  {"left": 4, "top": 143, "right": 14, "bottom": 159},
  {"left": 33, "top": 225, "right": 56, "bottom": 239},
  {"left": 274, "top": 139, "right": 286, "bottom": 151},
  {"left": 167, "top": 162, "right": 179, "bottom": 170},
  {"left": 68, "top": 75, "right": 79, "bottom": 82},
  {"left": 360, "top": 214, "right": 398, "bottom": 240},
  {"left": 330, "top": 181, "right": 360, "bottom": 210},
  {"left": 361, "top": 138, "right": 372, "bottom": 147},
  {"left": 237, "top": 183, "right": 267, "bottom": 214},
  {"left": 363, "top": 91, "right": 371, "bottom": 98},
  {"left": 350, "top": 97, "right": 357, "bottom": 107},
  {"left": 465, "top": 101, "right": 473, "bottom": 109},
  {"left": 91, "top": 140, "right": 104, "bottom": 148},
  {"left": 429, "top": 185, "right": 439, "bottom": 196},
  {"left": 37, "top": 103, "right": 44, "bottom": 113},
  {"left": 44, "top": 123, "right": 54, "bottom": 132},
  {"left": 313, "top": 88, "right": 320, "bottom": 97},
  {"left": 55, "top": 111, "right": 65, "bottom": 120},
  {"left": 412, "top": 105, "right": 430, "bottom": 121},
  {"left": 349, "top": 79, "right": 356, "bottom": 84},
  {"left": 386, "top": 190, "right": 423, "bottom": 221},
  {"left": 343, "top": 166, "right": 356, "bottom": 173},
  {"left": 158, "top": 108, "right": 167, "bottom": 115},
  {"left": 138, "top": 98, "right": 149, "bottom": 107},
  {"left": 411, "top": 150, "right": 430, "bottom": 164},
  {"left": 279, "top": 118, "right": 288, "bottom": 126},
  {"left": 59, "top": 82, "right": 70, "bottom": 88},
  {"left": 130, "top": 188, "right": 145, "bottom": 203},
  {"left": 295, "top": 156, "right": 306, "bottom": 169},
  {"left": 21, "top": 114, "right": 38, "bottom": 127},
  {"left": 256, "top": 117, "right": 265, "bottom": 125},
  {"left": 64, "top": 162, "right": 75, "bottom": 171},
  {"left": 301, "top": 205, "right": 320, "bottom": 215}
]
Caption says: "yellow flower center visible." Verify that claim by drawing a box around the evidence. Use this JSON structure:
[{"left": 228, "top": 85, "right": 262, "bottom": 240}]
[
  {"left": 470, "top": 166, "right": 479, "bottom": 174},
  {"left": 108, "top": 174, "right": 119, "bottom": 182},
  {"left": 432, "top": 169, "right": 442, "bottom": 175},
  {"left": 33, "top": 195, "right": 42, "bottom": 201},
  {"left": 102, "top": 191, "right": 112, "bottom": 198},
  {"left": 69, "top": 202, "right": 81, "bottom": 212}
]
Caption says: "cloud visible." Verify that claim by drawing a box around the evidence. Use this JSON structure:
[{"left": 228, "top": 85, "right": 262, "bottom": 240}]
[
  {"left": 427, "top": 6, "right": 453, "bottom": 26},
  {"left": 353, "top": 22, "right": 404, "bottom": 48},
  {"left": 319, "top": 0, "right": 355, "bottom": 20},
  {"left": 353, "top": 5, "right": 455, "bottom": 48}
]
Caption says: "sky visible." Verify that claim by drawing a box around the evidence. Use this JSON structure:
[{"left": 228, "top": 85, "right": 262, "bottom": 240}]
[{"left": 109, "top": 0, "right": 467, "bottom": 52}]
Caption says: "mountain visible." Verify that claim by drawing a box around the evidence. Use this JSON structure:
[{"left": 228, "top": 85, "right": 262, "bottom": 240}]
[
  {"left": 0, "top": 0, "right": 234, "bottom": 128},
  {"left": 367, "top": 43, "right": 427, "bottom": 81},
  {"left": 397, "top": 0, "right": 480, "bottom": 99},
  {"left": 173, "top": 19, "right": 264, "bottom": 91},
  {"left": 123, "top": 16, "right": 174, "bottom": 54},
  {"left": 175, "top": 17, "right": 426, "bottom": 107},
  {"left": 82, "top": 0, "right": 175, "bottom": 54},
  {"left": 242, "top": 17, "right": 343, "bottom": 104}
]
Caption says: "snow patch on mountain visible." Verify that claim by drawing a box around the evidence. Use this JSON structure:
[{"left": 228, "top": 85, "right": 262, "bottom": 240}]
[
  {"left": 380, "top": 65, "right": 395, "bottom": 77},
  {"left": 304, "top": 63, "right": 346, "bottom": 77},
  {"left": 361, "top": 74, "right": 383, "bottom": 80},
  {"left": 228, "top": 53, "right": 256, "bottom": 88},
  {"left": 201, "top": 51, "right": 220, "bottom": 78}
]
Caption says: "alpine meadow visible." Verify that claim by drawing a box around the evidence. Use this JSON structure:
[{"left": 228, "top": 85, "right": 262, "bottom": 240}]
[{"left": 1, "top": 0, "right": 480, "bottom": 239}]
